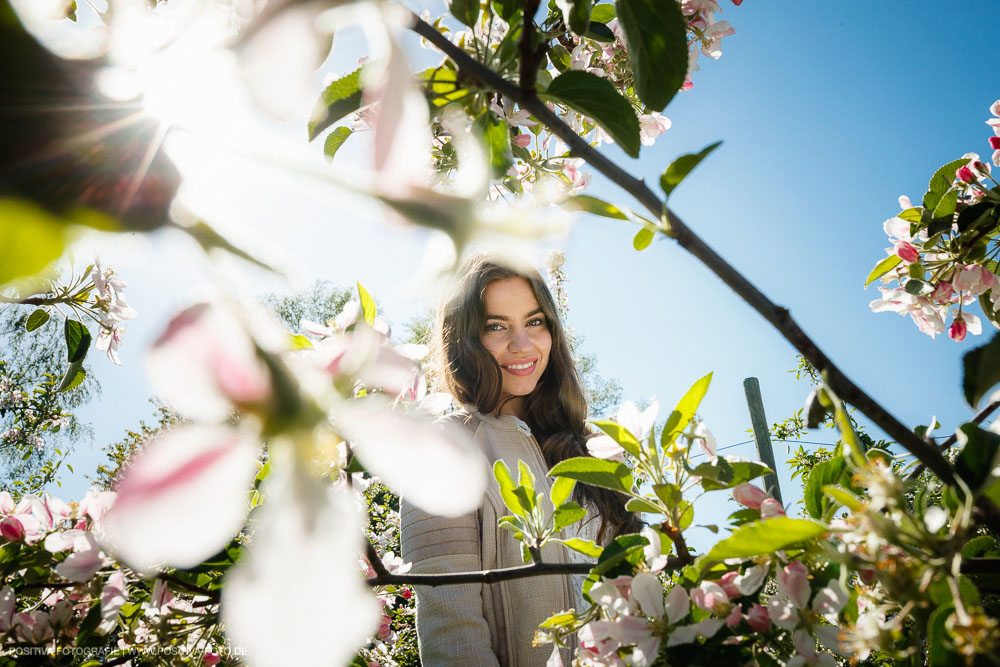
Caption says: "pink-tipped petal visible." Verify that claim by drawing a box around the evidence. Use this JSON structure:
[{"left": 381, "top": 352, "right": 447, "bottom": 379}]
[{"left": 101, "top": 425, "right": 260, "bottom": 574}]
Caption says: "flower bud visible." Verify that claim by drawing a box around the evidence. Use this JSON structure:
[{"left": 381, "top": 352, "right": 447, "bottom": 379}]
[
  {"left": 747, "top": 603, "right": 770, "bottom": 632},
  {"left": 990, "top": 137, "right": 1000, "bottom": 150},
  {"left": 760, "top": 498, "right": 787, "bottom": 518},
  {"left": 0, "top": 516, "right": 25, "bottom": 542},
  {"left": 949, "top": 318, "right": 968, "bottom": 342},
  {"left": 513, "top": 134, "right": 531, "bottom": 148},
  {"left": 733, "top": 483, "right": 770, "bottom": 509},
  {"left": 956, "top": 165, "right": 977, "bottom": 183},
  {"left": 894, "top": 241, "right": 920, "bottom": 264}
]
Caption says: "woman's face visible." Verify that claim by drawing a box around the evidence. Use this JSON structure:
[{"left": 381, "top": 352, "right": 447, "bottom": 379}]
[{"left": 480, "top": 277, "right": 552, "bottom": 417}]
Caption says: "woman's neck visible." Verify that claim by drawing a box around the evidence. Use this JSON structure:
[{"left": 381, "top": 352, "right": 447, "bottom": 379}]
[{"left": 499, "top": 395, "right": 525, "bottom": 420}]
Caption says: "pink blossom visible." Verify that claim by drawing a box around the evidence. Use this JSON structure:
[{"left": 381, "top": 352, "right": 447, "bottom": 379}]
[
  {"left": 990, "top": 137, "right": 1000, "bottom": 150},
  {"left": 719, "top": 571, "right": 740, "bottom": 598},
  {"left": 893, "top": 241, "right": 919, "bottom": 264},
  {"left": 733, "top": 483, "right": 770, "bottom": 509},
  {"left": 950, "top": 317, "right": 968, "bottom": 342},
  {"left": 898, "top": 195, "right": 912, "bottom": 209},
  {"left": 691, "top": 581, "right": 729, "bottom": 612},
  {"left": 513, "top": 133, "right": 531, "bottom": 148},
  {"left": 0, "top": 516, "right": 25, "bottom": 542},
  {"left": 777, "top": 561, "right": 811, "bottom": 610},
  {"left": 953, "top": 264, "right": 995, "bottom": 296},
  {"left": 747, "top": 603, "right": 769, "bottom": 631},
  {"left": 587, "top": 434, "right": 625, "bottom": 462},
  {"left": 638, "top": 113, "right": 671, "bottom": 146},
  {"left": 204, "top": 654, "right": 222, "bottom": 666},
  {"left": 725, "top": 606, "right": 742, "bottom": 627},
  {"left": 55, "top": 532, "right": 106, "bottom": 583},
  {"left": 702, "top": 21, "right": 735, "bottom": 59},
  {"left": 760, "top": 498, "right": 787, "bottom": 518},
  {"left": 956, "top": 165, "right": 976, "bottom": 183},
  {"left": 0, "top": 491, "right": 12, "bottom": 515},
  {"left": 931, "top": 281, "right": 954, "bottom": 303}
]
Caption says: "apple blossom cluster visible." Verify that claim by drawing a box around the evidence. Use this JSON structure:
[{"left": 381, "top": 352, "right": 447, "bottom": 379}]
[
  {"left": 867, "top": 103, "right": 1000, "bottom": 341},
  {"left": 0, "top": 487, "right": 230, "bottom": 664}
]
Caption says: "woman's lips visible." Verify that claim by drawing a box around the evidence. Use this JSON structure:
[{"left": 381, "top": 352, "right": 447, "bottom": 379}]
[{"left": 502, "top": 359, "right": 537, "bottom": 376}]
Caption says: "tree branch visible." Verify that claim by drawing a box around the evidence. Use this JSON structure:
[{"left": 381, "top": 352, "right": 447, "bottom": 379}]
[
  {"left": 407, "top": 12, "right": 1000, "bottom": 534},
  {"left": 366, "top": 556, "right": 687, "bottom": 587},
  {"left": 517, "top": 0, "right": 543, "bottom": 101},
  {"left": 366, "top": 538, "right": 390, "bottom": 578},
  {"left": 905, "top": 398, "right": 1000, "bottom": 482}
]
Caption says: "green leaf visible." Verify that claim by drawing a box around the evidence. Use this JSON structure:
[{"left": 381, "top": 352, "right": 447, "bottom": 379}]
[
  {"left": 864, "top": 254, "right": 902, "bottom": 287},
  {"left": 954, "top": 423, "right": 1000, "bottom": 494},
  {"left": 927, "top": 604, "right": 958, "bottom": 666},
  {"left": 590, "top": 419, "right": 641, "bottom": 457},
  {"left": 659, "top": 141, "right": 722, "bottom": 198},
  {"left": 625, "top": 497, "right": 663, "bottom": 514},
  {"left": 562, "top": 194, "right": 629, "bottom": 220},
  {"left": 822, "top": 485, "right": 863, "bottom": 512},
  {"left": 585, "top": 534, "right": 646, "bottom": 592},
  {"left": 956, "top": 200, "right": 996, "bottom": 234},
  {"left": 804, "top": 456, "right": 846, "bottom": 519},
  {"left": 25, "top": 308, "right": 50, "bottom": 331},
  {"left": 691, "top": 458, "right": 734, "bottom": 490},
  {"left": 55, "top": 362, "right": 85, "bottom": 393},
  {"left": 652, "top": 482, "right": 682, "bottom": 507},
  {"left": 585, "top": 21, "right": 615, "bottom": 41},
  {"left": 923, "top": 158, "right": 968, "bottom": 210},
  {"left": 898, "top": 207, "right": 923, "bottom": 223},
  {"left": 633, "top": 227, "right": 654, "bottom": 250},
  {"left": 961, "top": 535, "right": 996, "bottom": 558},
  {"left": 549, "top": 456, "right": 633, "bottom": 494},
  {"left": 475, "top": 111, "right": 513, "bottom": 178},
  {"left": 492, "top": 0, "right": 519, "bottom": 20},
  {"left": 556, "top": 537, "right": 603, "bottom": 558},
  {"left": 286, "top": 333, "right": 314, "bottom": 350},
  {"left": 932, "top": 188, "right": 959, "bottom": 220},
  {"left": 308, "top": 67, "right": 364, "bottom": 141},
  {"left": 448, "top": 0, "right": 480, "bottom": 28},
  {"left": 701, "top": 460, "right": 772, "bottom": 492},
  {"left": 542, "top": 70, "right": 640, "bottom": 158},
  {"left": 554, "top": 501, "right": 588, "bottom": 531},
  {"left": 323, "top": 127, "right": 353, "bottom": 162},
  {"left": 590, "top": 3, "right": 616, "bottom": 22},
  {"left": 614, "top": 0, "right": 688, "bottom": 111},
  {"left": 64, "top": 319, "right": 91, "bottom": 363},
  {"left": 517, "top": 459, "right": 536, "bottom": 494},
  {"left": 419, "top": 67, "right": 469, "bottom": 106},
  {"left": 494, "top": 460, "right": 526, "bottom": 517},
  {"left": 661, "top": 372, "right": 712, "bottom": 449},
  {"left": 0, "top": 199, "right": 68, "bottom": 287},
  {"left": 551, "top": 476, "right": 576, "bottom": 507},
  {"left": 560, "top": 0, "right": 593, "bottom": 35},
  {"left": 700, "top": 518, "right": 827, "bottom": 565},
  {"left": 357, "top": 282, "right": 376, "bottom": 326},
  {"left": 904, "top": 278, "right": 933, "bottom": 296},
  {"left": 548, "top": 45, "right": 572, "bottom": 73},
  {"left": 539, "top": 610, "right": 579, "bottom": 628},
  {"left": 962, "top": 332, "right": 1000, "bottom": 408}
]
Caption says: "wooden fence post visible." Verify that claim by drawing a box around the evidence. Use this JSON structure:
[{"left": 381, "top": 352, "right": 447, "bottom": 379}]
[{"left": 742, "top": 377, "right": 784, "bottom": 506}]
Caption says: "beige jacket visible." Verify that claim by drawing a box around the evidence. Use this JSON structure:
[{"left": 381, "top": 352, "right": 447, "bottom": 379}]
[{"left": 400, "top": 410, "right": 588, "bottom": 667}]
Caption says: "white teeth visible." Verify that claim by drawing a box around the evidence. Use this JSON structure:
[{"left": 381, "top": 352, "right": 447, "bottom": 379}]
[{"left": 506, "top": 361, "right": 534, "bottom": 370}]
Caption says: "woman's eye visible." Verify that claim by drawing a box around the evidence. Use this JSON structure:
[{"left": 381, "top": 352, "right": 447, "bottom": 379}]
[
  {"left": 484, "top": 322, "right": 504, "bottom": 332},
  {"left": 527, "top": 318, "right": 545, "bottom": 327}
]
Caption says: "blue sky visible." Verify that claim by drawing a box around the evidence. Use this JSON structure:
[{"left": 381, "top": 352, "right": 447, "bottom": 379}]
[{"left": 18, "top": 0, "right": 1000, "bottom": 549}]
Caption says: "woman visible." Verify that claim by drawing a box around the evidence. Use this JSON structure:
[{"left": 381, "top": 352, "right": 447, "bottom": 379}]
[{"left": 400, "top": 255, "right": 641, "bottom": 666}]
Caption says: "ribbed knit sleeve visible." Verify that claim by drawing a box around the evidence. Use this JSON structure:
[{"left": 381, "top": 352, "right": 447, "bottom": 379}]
[{"left": 400, "top": 499, "right": 501, "bottom": 667}]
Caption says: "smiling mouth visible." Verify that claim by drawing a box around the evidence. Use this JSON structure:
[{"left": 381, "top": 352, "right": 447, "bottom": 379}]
[{"left": 502, "top": 359, "right": 537, "bottom": 376}]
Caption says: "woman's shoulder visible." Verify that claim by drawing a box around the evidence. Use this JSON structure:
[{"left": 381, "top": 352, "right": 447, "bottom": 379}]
[{"left": 435, "top": 407, "right": 482, "bottom": 435}]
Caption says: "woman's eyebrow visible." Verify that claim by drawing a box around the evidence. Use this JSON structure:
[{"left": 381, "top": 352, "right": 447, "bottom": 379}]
[{"left": 484, "top": 309, "right": 544, "bottom": 321}]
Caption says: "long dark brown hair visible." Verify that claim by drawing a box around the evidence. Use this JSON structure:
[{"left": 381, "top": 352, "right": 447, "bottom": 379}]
[{"left": 435, "top": 255, "right": 642, "bottom": 543}]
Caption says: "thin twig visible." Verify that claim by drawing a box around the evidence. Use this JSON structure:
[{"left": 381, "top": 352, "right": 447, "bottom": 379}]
[
  {"left": 366, "top": 557, "right": 686, "bottom": 587},
  {"left": 517, "top": 0, "right": 543, "bottom": 101},
  {"left": 366, "top": 538, "right": 390, "bottom": 578},
  {"left": 905, "top": 398, "right": 1000, "bottom": 482},
  {"left": 407, "top": 13, "right": 1000, "bottom": 534}
]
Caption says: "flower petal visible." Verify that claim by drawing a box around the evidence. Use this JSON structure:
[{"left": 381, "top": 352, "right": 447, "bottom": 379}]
[
  {"left": 223, "top": 469, "right": 379, "bottom": 666},
  {"left": 335, "top": 398, "right": 486, "bottom": 516},
  {"left": 101, "top": 425, "right": 260, "bottom": 574}
]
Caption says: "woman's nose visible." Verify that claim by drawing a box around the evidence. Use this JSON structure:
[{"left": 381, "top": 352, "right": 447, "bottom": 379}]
[{"left": 508, "top": 329, "right": 531, "bottom": 351}]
